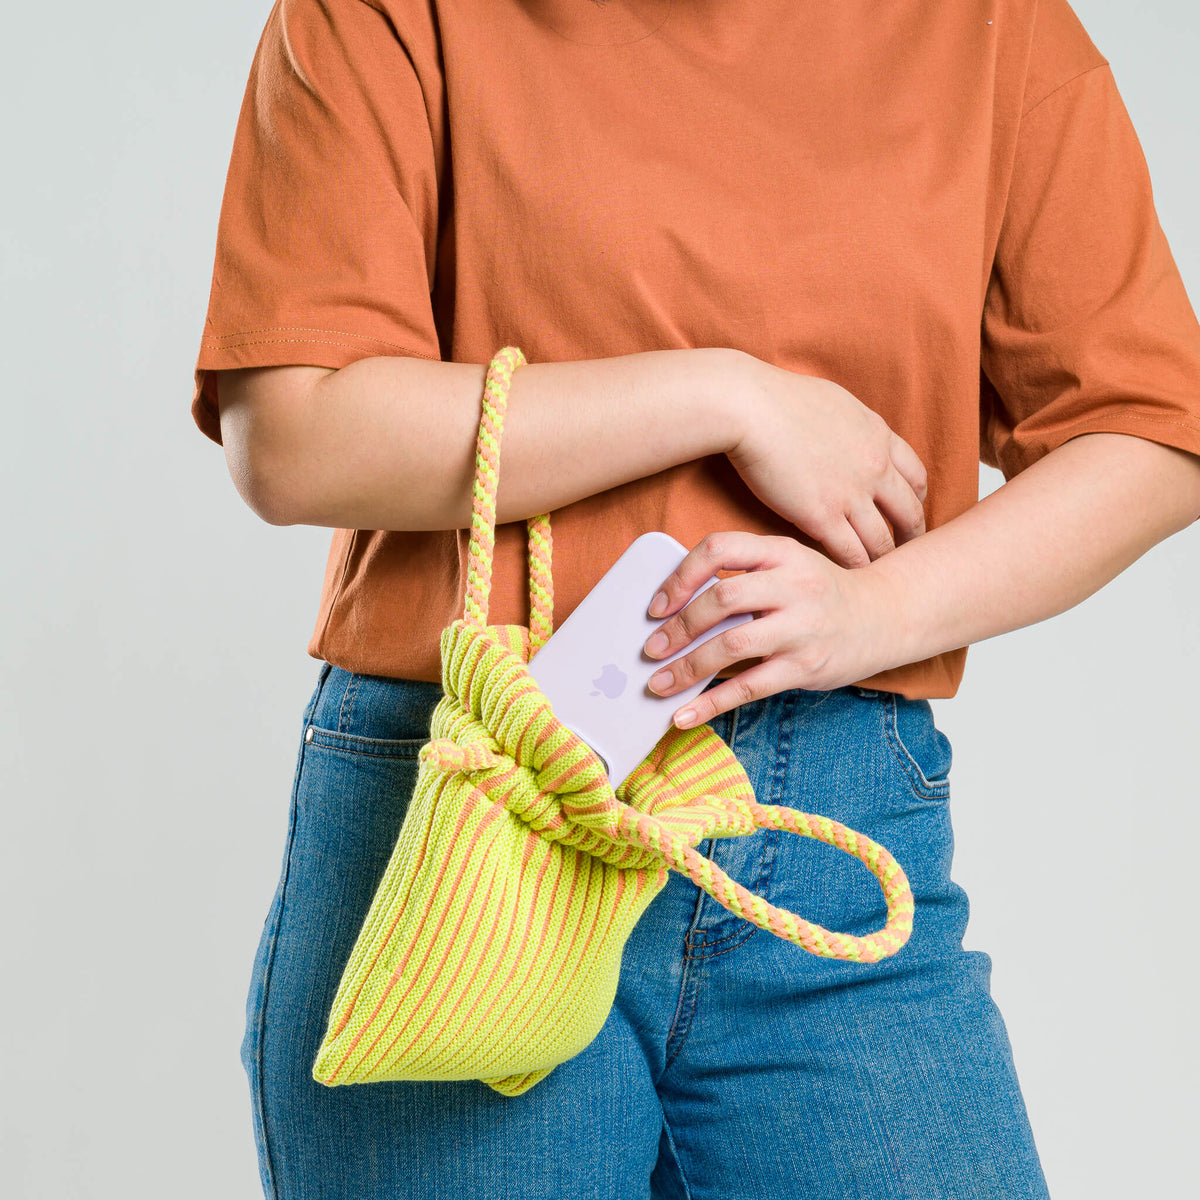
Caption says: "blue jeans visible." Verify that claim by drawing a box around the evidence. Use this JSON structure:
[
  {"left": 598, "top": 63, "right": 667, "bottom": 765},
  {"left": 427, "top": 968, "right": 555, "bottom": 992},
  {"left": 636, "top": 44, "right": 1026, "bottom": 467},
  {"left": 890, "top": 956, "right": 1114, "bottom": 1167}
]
[{"left": 241, "top": 661, "right": 1050, "bottom": 1199}]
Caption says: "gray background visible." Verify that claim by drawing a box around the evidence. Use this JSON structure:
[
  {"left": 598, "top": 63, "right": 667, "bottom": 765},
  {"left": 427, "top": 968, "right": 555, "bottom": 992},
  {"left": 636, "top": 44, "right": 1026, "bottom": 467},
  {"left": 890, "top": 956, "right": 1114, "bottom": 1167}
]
[{"left": 2, "top": 1, "right": 1196, "bottom": 1196}]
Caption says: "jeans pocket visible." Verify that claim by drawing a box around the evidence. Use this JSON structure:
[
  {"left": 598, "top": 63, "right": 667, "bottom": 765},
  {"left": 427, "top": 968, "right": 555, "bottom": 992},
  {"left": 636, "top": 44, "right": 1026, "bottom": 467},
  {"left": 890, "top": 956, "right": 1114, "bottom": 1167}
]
[
  {"left": 303, "top": 725, "right": 429, "bottom": 758},
  {"left": 884, "top": 692, "right": 953, "bottom": 800},
  {"left": 307, "top": 666, "right": 442, "bottom": 758}
]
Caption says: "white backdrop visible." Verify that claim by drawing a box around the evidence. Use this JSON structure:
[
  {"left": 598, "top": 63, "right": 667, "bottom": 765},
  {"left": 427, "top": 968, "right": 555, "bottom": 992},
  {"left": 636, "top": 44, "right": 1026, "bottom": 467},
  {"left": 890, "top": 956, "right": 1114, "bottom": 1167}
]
[{"left": 1, "top": 1, "right": 1196, "bottom": 1196}]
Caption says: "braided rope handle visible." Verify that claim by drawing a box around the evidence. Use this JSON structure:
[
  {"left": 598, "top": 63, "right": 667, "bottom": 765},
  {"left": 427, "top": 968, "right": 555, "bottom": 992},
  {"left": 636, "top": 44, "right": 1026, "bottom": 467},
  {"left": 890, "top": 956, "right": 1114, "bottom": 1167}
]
[
  {"left": 463, "top": 346, "right": 555, "bottom": 654},
  {"left": 614, "top": 801, "right": 914, "bottom": 962}
]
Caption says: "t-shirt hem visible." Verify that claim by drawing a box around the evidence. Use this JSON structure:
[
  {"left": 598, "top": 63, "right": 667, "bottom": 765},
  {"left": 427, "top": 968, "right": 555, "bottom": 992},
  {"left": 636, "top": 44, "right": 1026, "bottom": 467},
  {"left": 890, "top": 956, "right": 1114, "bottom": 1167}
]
[
  {"left": 995, "top": 411, "right": 1200, "bottom": 522},
  {"left": 304, "top": 636, "right": 968, "bottom": 700},
  {"left": 190, "top": 328, "right": 441, "bottom": 446}
]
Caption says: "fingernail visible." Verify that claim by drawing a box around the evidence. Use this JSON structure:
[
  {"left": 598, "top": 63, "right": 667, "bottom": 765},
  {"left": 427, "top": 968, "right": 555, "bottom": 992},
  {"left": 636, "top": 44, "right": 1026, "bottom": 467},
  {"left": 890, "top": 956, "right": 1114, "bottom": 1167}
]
[
  {"left": 644, "top": 630, "right": 668, "bottom": 657},
  {"left": 674, "top": 707, "right": 697, "bottom": 728},
  {"left": 648, "top": 668, "right": 672, "bottom": 693},
  {"left": 648, "top": 591, "right": 668, "bottom": 617}
]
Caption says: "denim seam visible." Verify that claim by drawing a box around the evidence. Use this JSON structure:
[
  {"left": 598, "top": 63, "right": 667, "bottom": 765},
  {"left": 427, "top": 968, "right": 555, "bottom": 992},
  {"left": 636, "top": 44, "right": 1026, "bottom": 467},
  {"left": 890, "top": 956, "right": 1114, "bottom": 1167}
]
[
  {"left": 744, "top": 686, "right": 799, "bottom": 921},
  {"left": 688, "top": 921, "right": 747, "bottom": 952},
  {"left": 307, "top": 661, "right": 332, "bottom": 725},
  {"left": 250, "top": 695, "right": 323, "bottom": 1200},
  {"left": 684, "top": 691, "right": 792, "bottom": 955},
  {"left": 661, "top": 958, "right": 703, "bottom": 1076},
  {"left": 306, "top": 726, "right": 426, "bottom": 759},
  {"left": 338, "top": 670, "right": 361, "bottom": 735},
  {"left": 664, "top": 848, "right": 713, "bottom": 1070},
  {"left": 884, "top": 693, "right": 951, "bottom": 800},
  {"left": 753, "top": 686, "right": 798, "bottom": 907},
  {"left": 657, "top": 1107, "right": 696, "bottom": 1200},
  {"left": 687, "top": 711, "right": 744, "bottom": 948},
  {"left": 681, "top": 834, "right": 719, "bottom": 962},
  {"left": 684, "top": 927, "right": 758, "bottom": 959},
  {"left": 724, "top": 700, "right": 740, "bottom": 756}
]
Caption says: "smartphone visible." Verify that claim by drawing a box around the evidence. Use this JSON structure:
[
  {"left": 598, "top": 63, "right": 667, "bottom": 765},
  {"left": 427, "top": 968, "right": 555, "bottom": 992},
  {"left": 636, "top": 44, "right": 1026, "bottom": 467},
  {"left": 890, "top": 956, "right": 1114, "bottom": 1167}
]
[{"left": 526, "top": 531, "right": 755, "bottom": 790}]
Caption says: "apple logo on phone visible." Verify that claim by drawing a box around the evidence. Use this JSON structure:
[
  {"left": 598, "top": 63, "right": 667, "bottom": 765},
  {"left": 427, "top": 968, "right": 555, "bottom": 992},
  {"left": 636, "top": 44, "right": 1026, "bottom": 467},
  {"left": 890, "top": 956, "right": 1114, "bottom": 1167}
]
[{"left": 590, "top": 663, "right": 627, "bottom": 699}]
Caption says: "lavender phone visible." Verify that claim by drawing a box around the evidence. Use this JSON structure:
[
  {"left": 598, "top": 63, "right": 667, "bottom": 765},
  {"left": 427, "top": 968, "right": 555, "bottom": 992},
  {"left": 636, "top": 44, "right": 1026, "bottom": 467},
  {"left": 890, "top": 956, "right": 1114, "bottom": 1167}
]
[{"left": 526, "top": 532, "right": 754, "bottom": 790}]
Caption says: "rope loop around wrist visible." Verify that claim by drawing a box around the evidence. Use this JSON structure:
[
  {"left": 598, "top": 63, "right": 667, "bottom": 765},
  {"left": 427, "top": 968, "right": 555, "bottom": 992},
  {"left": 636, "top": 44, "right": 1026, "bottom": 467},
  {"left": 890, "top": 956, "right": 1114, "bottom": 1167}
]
[{"left": 463, "top": 346, "right": 554, "bottom": 654}]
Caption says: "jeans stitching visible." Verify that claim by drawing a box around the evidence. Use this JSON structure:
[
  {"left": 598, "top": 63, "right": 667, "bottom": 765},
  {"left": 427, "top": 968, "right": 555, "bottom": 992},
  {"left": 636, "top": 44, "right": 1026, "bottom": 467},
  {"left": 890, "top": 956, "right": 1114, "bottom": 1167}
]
[
  {"left": 691, "top": 705, "right": 741, "bottom": 948},
  {"left": 338, "top": 670, "right": 361, "bottom": 735},
  {"left": 804, "top": 687, "right": 836, "bottom": 714},
  {"left": 665, "top": 849, "right": 713, "bottom": 1069},
  {"left": 754, "top": 687, "right": 798, "bottom": 907},
  {"left": 306, "top": 726, "right": 426, "bottom": 759},
  {"left": 884, "top": 693, "right": 951, "bottom": 800},
  {"left": 689, "top": 921, "right": 748, "bottom": 952},
  {"left": 662, "top": 959, "right": 702, "bottom": 1076},
  {"left": 249, "top": 671, "right": 327, "bottom": 1200},
  {"left": 685, "top": 928, "right": 758, "bottom": 959},
  {"left": 686, "top": 691, "right": 793, "bottom": 954},
  {"left": 717, "top": 689, "right": 795, "bottom": 943},
  {"left": 657, "top": 1106, "right": 696, "bottom": 1200}
]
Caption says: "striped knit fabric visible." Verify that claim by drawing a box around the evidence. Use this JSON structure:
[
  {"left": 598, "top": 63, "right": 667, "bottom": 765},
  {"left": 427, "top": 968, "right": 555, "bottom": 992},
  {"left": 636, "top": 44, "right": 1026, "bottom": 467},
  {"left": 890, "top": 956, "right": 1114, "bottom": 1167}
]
[{"left": 311, "top": 347, "right": 914, "bottom": 1096}]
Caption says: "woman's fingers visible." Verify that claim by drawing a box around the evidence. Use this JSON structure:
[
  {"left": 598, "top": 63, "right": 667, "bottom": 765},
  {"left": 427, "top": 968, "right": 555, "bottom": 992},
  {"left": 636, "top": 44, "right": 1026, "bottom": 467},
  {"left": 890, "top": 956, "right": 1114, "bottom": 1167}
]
[
  {"left": 827, "top": 458, "right": 926, "bottom": 566},
  {"left": 646, "top": 531, "right": 781, "bottom": 618},
  {"left": 845, "top": 502, "right": 896, "bottom": 562},
  {"left": 814, "top": 441, "right": 926, "bottom": 567},
  {"left": 888, "top": 433, "right": 930, "bottom": 507},
  {"left": 810, "top": 515, "right": 875, "bottom": 570},
  {"left": 663, "top": 648, "right": 798, "bottom": 728},
  {"left": 647, "top": 453, "right": 925, "bottom": 627},
  {"left": 648, "top": 610, "right": 779, "bottom": 700},
  {"left": 873, "top": 460, "right": 927, "bottom": 547},
  {"left": 644, "top": 558, "right": 779, "bottom": 668}
]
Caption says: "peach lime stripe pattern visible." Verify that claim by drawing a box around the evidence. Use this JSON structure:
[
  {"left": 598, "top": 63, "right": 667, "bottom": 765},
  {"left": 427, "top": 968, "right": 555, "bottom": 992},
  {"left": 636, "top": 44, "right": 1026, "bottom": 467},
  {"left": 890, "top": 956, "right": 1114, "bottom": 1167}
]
[
  {"left": 466, "top": 347, "right": 527, "bottom": 630},
  {"left": 418, "top": 835, "right": 572, "bottom": 1083},
  {"left": 414, "top": 841, "right": 543, "bottom": 1077},
  {"left": 526, "top": 513, "right": 554, "bottom": 654},
  {"left": 369, "top": 825, "right": 585, "bottom": 1080},
  {"left": 479, "top": 861, "right": 633, "bottom": 1089},
  {"left": 311, "top": 345, "right": 915, "bottom": 1098},
  {"left": 361, "top": 823, "right": 510, "bottom": 1077},
  {"left": 325, "top": 792, "right": 506, "bottom": 1081}
]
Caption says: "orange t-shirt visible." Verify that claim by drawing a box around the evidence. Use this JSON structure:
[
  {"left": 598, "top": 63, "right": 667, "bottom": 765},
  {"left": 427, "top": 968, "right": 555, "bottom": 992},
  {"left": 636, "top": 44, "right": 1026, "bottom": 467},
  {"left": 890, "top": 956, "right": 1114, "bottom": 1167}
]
[{"left": 191, "top": 0, "right": 1200, "bottom": 700}]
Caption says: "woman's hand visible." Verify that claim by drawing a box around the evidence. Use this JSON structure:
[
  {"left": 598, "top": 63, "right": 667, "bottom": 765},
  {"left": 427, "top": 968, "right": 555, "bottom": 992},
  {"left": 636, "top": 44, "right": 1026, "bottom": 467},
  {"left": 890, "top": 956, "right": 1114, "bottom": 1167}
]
[
  {"left": 728, "top": 356, "right": 929, "bottom": 568},
  {"left": 641, "top": 531, "right": 909, "bottom": 728}
]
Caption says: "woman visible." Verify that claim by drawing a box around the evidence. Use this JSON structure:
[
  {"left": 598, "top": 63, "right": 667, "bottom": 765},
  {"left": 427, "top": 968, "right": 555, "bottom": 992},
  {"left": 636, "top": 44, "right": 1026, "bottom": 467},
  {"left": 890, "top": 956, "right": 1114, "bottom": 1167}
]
[{"left": 192, "top": 1, "right": 1200, "bottom": 1196}]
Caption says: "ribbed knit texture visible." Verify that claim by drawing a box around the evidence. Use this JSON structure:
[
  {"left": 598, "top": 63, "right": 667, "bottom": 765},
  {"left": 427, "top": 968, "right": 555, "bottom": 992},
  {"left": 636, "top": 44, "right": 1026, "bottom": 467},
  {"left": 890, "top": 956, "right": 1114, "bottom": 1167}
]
[{"left": 311, "top": 346, "right": 914, "bottom": 1096}]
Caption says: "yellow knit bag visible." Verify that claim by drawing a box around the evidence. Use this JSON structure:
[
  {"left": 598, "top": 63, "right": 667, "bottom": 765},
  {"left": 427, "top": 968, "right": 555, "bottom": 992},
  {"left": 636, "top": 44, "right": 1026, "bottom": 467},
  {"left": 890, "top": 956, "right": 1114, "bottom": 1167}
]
[{"left": 311, "top": 346, "right": 914, "bottom": 1097}]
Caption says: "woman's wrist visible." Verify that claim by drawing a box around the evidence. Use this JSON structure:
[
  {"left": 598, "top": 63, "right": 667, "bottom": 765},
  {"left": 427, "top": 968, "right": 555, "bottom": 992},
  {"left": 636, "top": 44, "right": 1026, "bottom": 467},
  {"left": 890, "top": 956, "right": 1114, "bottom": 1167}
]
[
  {"left": 706, "top": 347, "right": 766, "bottom": 459},
  {"left": 859, "top": 431, "right": 1200, "bottom": 669},
  {"left": 676, "top": 346, "right": 759, "bottom": 460}
]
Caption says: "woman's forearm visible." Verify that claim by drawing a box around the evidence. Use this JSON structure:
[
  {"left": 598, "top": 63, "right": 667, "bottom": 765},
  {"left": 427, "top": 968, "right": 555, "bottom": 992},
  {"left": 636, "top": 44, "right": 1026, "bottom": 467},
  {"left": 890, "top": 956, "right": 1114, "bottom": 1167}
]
[
  {"left": 246, "top": 348, "right": 745, "bottom": 530},
  {"left": 865, "top": 432, "right": 1200, "bottom": 667}
]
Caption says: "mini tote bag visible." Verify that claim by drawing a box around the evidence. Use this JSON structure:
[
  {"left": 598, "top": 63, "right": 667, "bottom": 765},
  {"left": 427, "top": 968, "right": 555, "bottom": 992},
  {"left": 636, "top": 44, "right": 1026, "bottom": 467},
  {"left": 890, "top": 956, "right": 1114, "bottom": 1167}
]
[{"left": 311, "top": 346, "right": 914, "bottom": 1097}]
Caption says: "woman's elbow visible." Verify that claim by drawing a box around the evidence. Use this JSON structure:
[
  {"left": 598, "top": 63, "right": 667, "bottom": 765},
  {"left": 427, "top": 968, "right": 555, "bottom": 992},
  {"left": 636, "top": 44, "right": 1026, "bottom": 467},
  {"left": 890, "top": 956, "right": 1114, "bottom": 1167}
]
[
  {"left": 213, "top": 365, "right": 333, "bottom": 526},
  {"left": 225, "top": 435, "right": 302, "bottom": 527}
]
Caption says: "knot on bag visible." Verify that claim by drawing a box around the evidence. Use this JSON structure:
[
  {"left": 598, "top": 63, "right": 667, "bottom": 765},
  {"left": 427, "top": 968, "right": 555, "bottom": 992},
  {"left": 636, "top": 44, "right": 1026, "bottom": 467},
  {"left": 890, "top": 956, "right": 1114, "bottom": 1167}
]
[{"left": 415, "top": 619, "right": 762, "bottom": 870}]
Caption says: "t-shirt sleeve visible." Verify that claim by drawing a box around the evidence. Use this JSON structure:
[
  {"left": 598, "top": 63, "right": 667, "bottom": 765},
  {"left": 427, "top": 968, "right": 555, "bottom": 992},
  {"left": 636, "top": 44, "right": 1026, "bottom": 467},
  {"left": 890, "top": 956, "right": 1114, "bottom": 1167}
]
[
  {"left": 979, "top": 26, "right": 1200, "bottom": 503},
  {"left": 190, "top": 0, "right": 443, "bottom": 445}
]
